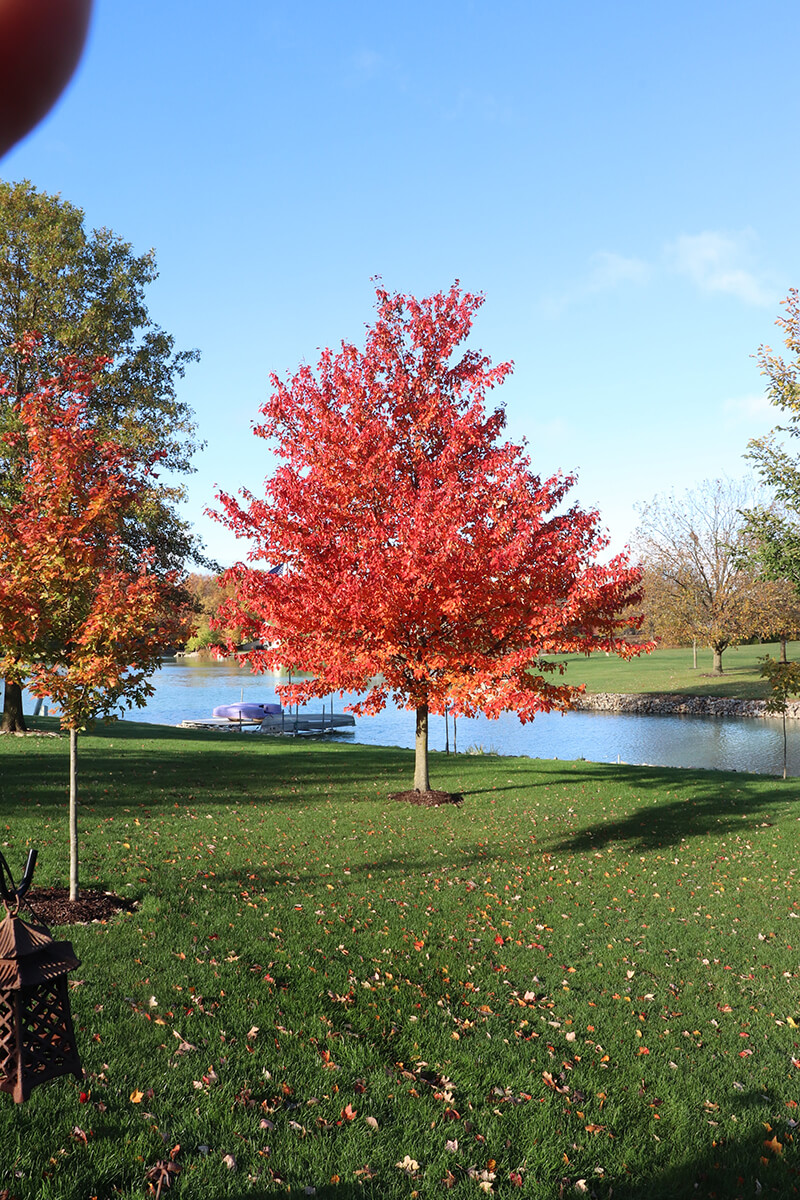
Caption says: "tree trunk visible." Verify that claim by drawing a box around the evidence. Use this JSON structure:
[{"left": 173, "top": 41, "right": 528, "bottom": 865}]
[
  {"left": 414, "top": 703, "right": 430, "bottom": 792},
  {"left": 1, "top": 679, "right": 27, "bottom": 732},
  {"left": 781, "top": 634, "right": 788, "bottom": 664},
  {"left": 712, "top": 645, "right": 724, "bottom": 675},
  {"left": 69, "top": 729, "right": 79, "bottom": 902}
]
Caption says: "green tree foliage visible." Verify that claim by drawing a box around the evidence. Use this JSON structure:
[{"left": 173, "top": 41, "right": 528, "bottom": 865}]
[
  {"left": 0, "top": 180, "right": 208, "bottom": 729},
  {"left": 743, "top": 290, "right": 800, "bottom": 609}
]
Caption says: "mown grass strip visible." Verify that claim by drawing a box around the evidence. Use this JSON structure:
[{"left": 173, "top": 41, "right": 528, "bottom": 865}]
[{"left": 557, "top": 639, "right": 800, "bottom": 699}]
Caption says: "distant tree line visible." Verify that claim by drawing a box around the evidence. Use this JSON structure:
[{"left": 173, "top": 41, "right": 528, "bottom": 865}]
[
  {"left": 634, "top": 477, "right": 800, "bottom": 674},
  {"left": 181, "top": 573, "right": 242, "bottom": 651}
]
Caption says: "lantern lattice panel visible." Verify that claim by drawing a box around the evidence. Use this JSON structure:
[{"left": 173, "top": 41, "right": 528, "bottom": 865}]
[{"left": 0, "top": 977, "right": 82, "bottom": 1102}]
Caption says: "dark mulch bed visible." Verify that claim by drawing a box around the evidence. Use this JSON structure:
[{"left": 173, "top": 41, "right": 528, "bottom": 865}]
[
  {"left": 390, "top": 788, "right": 464, "bottom": 807},
  {"left": 18, "top": 888, "right": 138, "bottom": 927}
]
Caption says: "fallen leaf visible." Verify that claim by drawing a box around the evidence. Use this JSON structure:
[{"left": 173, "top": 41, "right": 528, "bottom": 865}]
[{"left": 354, "top": 1165, "right": 377, "bottom": 1180}]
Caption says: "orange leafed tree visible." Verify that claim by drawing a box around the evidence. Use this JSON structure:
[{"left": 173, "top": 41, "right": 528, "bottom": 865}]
[
  {"left": 213, "top": 284, "right": 646, "bottom": 792},
  {"left": 0, "top": 350, "right": 192, "bottom": 898}
]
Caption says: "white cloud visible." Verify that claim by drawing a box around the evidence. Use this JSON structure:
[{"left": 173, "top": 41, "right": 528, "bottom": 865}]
[
  {"left": 665, "top": 230, "right": 774, "bottom": 306},
  {"left": 589, "top": 250, "right": 650, "bottom": 289},
  {"left": 722, "top": 391, "right": 774, "bottom": 422},
  {"left": 540, "top": 230, "right": 775, "bottom": 318},
  {"left": 540, "top": 250, "right": 650, "bottom": 316}
]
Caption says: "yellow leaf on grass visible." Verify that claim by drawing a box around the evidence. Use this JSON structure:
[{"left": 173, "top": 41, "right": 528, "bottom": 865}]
[{"left": 130, "top": 1089, "right": 144, "bottom": 1104}]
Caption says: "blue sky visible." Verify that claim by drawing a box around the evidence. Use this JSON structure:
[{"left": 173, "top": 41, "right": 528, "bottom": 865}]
[{"left": 4, "top": 0, "right": 800, "bottom": 567}]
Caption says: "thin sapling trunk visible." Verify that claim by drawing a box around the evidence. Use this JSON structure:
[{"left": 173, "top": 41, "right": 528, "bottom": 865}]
[
  {"left": 414, "top": 703, "right": 430, "bottom": 792},
  {"left": 69, "top": 729, "right": 79, "bottom": 901}
]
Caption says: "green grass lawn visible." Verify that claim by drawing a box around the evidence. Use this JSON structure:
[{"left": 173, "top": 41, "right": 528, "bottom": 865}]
[
  {"left": 2, "top": 720, "right": 800, "bottom": 1198},
  {"left": 556, "top": 639, "right": 800, "bottom": 699}
]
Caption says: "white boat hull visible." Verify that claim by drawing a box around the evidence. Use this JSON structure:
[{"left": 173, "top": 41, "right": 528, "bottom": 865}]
[{"left": 179, "top": 711, "right": 356, "bottom": 736}]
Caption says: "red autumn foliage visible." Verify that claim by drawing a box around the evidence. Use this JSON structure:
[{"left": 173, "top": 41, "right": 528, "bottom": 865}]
[
  {"left": 0, "top": 349, "right": 192, "bottom": 728},
  {"left": 212, "top": 283, "right": 646, "bottom": 788}
]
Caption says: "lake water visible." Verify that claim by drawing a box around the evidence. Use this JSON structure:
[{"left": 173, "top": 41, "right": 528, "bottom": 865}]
[{"left": 32, "top": 658, "right": 796, "bottom": 778}]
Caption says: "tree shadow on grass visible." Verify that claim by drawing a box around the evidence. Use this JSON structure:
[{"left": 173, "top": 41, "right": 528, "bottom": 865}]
[
  {"left": 227, "top": 1086, "right": 798, "bottom": 1199},
  {"left": 0, "top": 720, "right": 418, "bottom": 817},
  {"left": 591, "top": 1089, "right": 799, "bottom": 1199},
  {"left": 167, "top": 1096, "right": 800, "bottom": 1200},
  {"left": 4, "top": 724, "right": 797, "bottom": 862},
  {"left": 532, "top": 761, "right": 797, "bottom": 855}
]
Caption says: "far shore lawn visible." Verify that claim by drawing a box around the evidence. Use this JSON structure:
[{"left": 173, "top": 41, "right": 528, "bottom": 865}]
[
  {"left": 556, "top": 638, "right": 800, "bottom": 700},
  {"left": 1, "top": 720, "right": 800, "bottom": 1198}
]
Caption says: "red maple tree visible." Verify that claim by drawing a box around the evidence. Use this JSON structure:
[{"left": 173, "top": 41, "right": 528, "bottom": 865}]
[
  {"left": 0, "top": 349, "right": 192, "bottom": 897},
  {"left": 213, "top": 284, "right": 646, "bottom": 793}
]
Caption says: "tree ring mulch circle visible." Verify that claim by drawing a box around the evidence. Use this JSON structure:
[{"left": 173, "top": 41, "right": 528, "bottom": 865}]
[
  {"left": 389, "top": 789, "right": 464, "bottom": 808},
  {"left": 20, "top": 887, "right": 138, "bottom": 927}
]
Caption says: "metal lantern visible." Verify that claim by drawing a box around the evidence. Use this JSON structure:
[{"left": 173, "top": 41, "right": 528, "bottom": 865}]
[{"left": 0, "top": 850, "right": 82, "bottom": 1103}]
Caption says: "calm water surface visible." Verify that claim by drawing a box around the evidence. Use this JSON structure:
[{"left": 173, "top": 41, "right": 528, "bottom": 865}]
[{"left": 61, "top": 658, "right": 800, "bottom": 778}]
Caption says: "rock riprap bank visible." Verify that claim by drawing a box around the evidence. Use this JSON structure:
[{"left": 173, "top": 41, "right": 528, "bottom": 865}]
[{"left": 572, "top": 692, "right": 800, "bottom": 719}]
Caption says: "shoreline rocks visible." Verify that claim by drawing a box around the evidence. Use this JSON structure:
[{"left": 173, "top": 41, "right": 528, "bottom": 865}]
[{"left": 572, "top": 692, "right": 800, "bottom": 720}]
